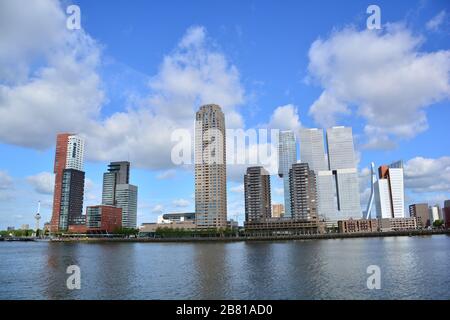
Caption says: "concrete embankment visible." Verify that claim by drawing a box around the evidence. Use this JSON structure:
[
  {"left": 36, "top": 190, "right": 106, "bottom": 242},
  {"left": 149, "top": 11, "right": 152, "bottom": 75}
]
[{"left": 50, "top": 229, "right": 450, "bottom": 243}]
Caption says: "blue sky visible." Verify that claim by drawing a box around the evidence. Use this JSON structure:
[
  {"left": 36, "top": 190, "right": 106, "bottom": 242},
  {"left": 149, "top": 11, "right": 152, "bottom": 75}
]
[{"left": 0, "top": 0, "right": 449, "bottom": 228}]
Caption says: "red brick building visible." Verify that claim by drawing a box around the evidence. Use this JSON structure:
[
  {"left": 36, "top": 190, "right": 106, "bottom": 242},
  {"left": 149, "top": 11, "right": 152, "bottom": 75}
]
[
  {"left": 50, "top": 133, "right": 71, "bottom": 232},
  {"left": 86, "top": 205, "right": 122, "bottom": 233}
]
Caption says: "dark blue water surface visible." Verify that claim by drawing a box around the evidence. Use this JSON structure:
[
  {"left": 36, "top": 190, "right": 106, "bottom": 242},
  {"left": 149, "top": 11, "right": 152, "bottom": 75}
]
[{"left": 1, "top": 235, "right": 449, "bottom": 299}]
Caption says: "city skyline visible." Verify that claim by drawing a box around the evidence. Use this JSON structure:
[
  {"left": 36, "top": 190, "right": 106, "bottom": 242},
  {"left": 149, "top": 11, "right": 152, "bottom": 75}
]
[{"left": 0, "top": 0, "right": 450, "bottom": 229}]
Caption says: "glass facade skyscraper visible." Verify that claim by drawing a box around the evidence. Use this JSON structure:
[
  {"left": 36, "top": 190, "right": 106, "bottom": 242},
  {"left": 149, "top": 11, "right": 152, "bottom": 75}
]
[{"left": 278, "top": 130, "right": 297, "bottom": 218}]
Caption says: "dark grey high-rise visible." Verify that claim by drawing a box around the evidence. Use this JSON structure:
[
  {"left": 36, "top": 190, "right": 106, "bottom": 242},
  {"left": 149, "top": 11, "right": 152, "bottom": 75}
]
[
  {"left": 102, "top": 161, "right": 130, "bottom": 205},
  {"left": 289, "top": 163, "right": 317, "bottom": 220},
  {"left": 59, "top": 169, "right": 85, "bottom": 231},
  {"left": 244, "top": 166, "right": 271, "bottom": 222},
  {"left": 101, "top": 161, "right": 137, "bottom": 228}
]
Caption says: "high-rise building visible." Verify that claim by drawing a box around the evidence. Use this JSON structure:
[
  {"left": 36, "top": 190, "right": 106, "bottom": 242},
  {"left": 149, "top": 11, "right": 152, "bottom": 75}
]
[
  {"left": 278, "top": 130, "right": 297, "bottom": 218},
  {"left": 86, "top": 205, "right": 122, "bottom": 233},
  {"left": 375, "top": 161, "right": 405, "bottom": 219},
  {"left": 244, "top": 166, "right": 271, "bottom": 222},
  {"left": 444, "top": 200, "right": 450, "bottom": 229},
  {"left": 325, "top": 127, "right": 361, "bottom": 220},
  {"left": 409, "top": 203, "right": 430, "bottom": 228},
  {"left": 299, "top": 128, "right": 335, "bottom": 220},
  {"left": 51, "top": 133, "right": 85, "bottom": 232},
  {"left": 101, "top": 161, "right": 136, "bottom": 228},
  {"left": 102, "top": 161, "right": 130, "bottom": 206},
  {"left": 289, "top": 163, "right": 317, "bottom": 220},
  {"left": 272, "top": 204, "right": 284, "bottom": 218},
  {"left": 299, "top": 128, "right": 327, "bottom": 171},
  {"left": 429, "top": 205, "right": 441, "bottom": 225},
  {"left": 195, "top": 104, "right": 227, "bottom": 229},
  {"left": 59, "top": 169, "right": 85, "bottom": 231},
  {"left": 115, "top": 184, "right": 138, "bottom": 229}
]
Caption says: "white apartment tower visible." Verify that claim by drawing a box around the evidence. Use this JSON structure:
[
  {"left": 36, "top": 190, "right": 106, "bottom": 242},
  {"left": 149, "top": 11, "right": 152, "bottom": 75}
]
[
  {"left": 375, "top": 161, "right": 405, "bottom": 219},
  {"left": 195, "top": 104, "right": 227, "bottom": 229}
]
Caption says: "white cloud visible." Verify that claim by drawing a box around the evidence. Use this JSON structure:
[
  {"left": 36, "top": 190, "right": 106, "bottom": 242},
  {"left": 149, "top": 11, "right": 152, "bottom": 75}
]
[
  {"left": 307, "top": 24, "right": 450, "bottom": 150},
  {"left": 426, "top": 10, "right": 447, "bottom": 32},
  {"left": 151, "top": 204, "right": 164, "bottom": 214},
  {"left": 0, "top": 171, "right": 13, "bottom": 190},
  {"left": 267, "top": 104, "right": 302, "bottom": 132},
  {"left": 404, "top": 156, "right": 450, "bottom": 193},
  {"left": 274, "top": 187, "right": 284, "bottom": 196},
  {"left": 230, "top": 184, "right": 244, "bottom": 193},
  {"left": 172, "top": 198, "right": 190, "bottom": 208},
  {"left": 0, "top": 1, "right": 246, "bottom": 171},
  {"left": 156, "top": 169, "right": 177, "bottom": 180},
  {"left": 26, "top": 172, "right": 54, "bottom": 194}
]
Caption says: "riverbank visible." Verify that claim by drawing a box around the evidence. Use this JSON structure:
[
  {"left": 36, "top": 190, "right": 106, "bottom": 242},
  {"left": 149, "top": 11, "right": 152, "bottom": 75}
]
[{"left": 48, "top": 229, "right": 450, "bottom": 243}]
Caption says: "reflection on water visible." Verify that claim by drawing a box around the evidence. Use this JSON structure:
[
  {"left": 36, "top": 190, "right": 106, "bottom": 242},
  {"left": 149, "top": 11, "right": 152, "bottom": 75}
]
[{"left": 1, "top": 235, "right": 449, "bottom": 300}]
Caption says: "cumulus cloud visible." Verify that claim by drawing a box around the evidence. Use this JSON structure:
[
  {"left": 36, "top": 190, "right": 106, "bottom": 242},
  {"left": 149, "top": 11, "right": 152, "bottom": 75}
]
[
  {"left": 230, "top": 184, "right": 244, "bottom": 193},
  {"left": 426, "top": 10, "right": 447, "bottom": 32},
  {"left": 151, "top": 204, "right": 164, "bottom": 214},
  {"left": 267, "top": 104, "right": 302, "bottom": 132},
  {"left": 307, "top": 24, "right": 450, "bottom": 150},
  {"left": 404, "top": 156, "right": 450, "bottom": 193},
  {"left": 26, "top": 172, "right": 54, "bottom": 195},
  {"left": 0, "top": 1, "right": 246, "bottom": 170},
  {"left": 156, "top": 169, "right": 177, "bottom": 180},
  {"left": 172, "top": 198, "right": 190, "bottom": 208}
]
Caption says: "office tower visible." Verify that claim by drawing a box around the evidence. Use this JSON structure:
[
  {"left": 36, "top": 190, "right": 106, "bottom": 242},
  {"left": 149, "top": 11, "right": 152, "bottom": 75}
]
[
  {"left": 375, "top": 161, "right": 405, "bottom": 219},
  {"left": 299, "top": 128, "right": 327, "bottom": 171},
  {"left": 115, "top": 184, "right": 138, "bottom": 228},
  {"left": 429, "top": 205, "right": 441, "bottom": 224},
  {"left": 195, "top": 104, "right": 227, "bottom": 228},
  {"left": 278, "top": 130, "right": 297, "bottom": 218},
  {"left": 272, "top": 204, "right": 284, "bottom": 218},
  {"left": 59, "top": 169, "right": 85, "bottom": 230},
  {"left": 444, "top": 200, "right": 450, "bottom": 229},
  {"left": 409, "top": 203, "right": 430, "bottom": 228},
  {"left": 101, "top": 161, "right": 136, "bottom": 228},
  {"left": 51, "top": 133, "right": 85, "bottom": 232},
  {"left": 326, "top": 127, "right": 361, "bottom": 220},
  {"left": 102, "top": 161, "right": 130, "bottom": 206},
  {"left": 244, "top": 166, "right": 271, "bottom": 222},
  {"left": 289, "top": 163, "right": 317, "bottom": 220},
  {"left": 86, "top": 205, "right": 122, "bottom": 233},
  {"left": 299, "top": 128, "right": 335, "bottom": 220}
]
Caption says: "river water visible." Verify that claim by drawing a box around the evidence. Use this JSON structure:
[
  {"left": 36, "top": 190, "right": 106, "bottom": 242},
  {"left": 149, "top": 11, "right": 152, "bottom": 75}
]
[{"left": 1, "top": 235, "right": 449, "bottom": 299}]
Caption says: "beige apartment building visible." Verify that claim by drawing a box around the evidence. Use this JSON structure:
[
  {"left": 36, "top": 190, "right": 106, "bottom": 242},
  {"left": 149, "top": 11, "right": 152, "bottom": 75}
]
[{"left": 195, "top": 104, "right": 227, "bottom": 229}]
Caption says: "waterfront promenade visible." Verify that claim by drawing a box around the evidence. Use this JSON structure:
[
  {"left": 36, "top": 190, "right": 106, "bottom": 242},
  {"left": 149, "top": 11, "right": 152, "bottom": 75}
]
[{"left": 48, "top": 229, "right": 450, "bottom": 243}]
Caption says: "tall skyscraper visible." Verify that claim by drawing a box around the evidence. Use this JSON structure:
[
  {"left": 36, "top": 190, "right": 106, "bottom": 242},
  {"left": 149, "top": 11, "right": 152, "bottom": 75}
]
[
  {"left": 278, "top": 130, "right": 297, "bottom": 218},
  {"left": 244, "top": 166, "right": 271, "bottom": 222},
  {"left": 51, "top": 133, "right": 85, "bottom": 232},
  {"left": 195, "top": 104, "right": 227, "bottom": 229},
  {"left": 102, "top": 161, "right": 130, "bottom": 205},
  {"left": 444, "top": 200, "right": 450, "bottom": 229},
  {"left": 115, "top": 184, "right": 138, "bottom": 228},
  {"left": 375, "top": 161, "right": 405, "bottom": 219},
  {"left": 326, "top": 127, "right": 361, "bottom": 220},
  {"left": 299, "top": 128, "right": 335, "bottom": 220},
  {"left": 101, "top": 161, "right": 136, "bottom": 229},
  {"left": 289, "top": 163, "right": 317, "bottom": 220}
]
